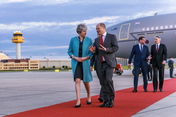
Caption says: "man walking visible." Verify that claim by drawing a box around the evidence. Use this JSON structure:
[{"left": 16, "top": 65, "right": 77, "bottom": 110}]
[
  {"left": 128, "top": 36, "right": 149, "bottom": 92},
  {"left": 89, "top": 23, "right": 118, "bottom": 108},
  {"left": 151, "top": 36, "right": 167, "bottom": 92}
]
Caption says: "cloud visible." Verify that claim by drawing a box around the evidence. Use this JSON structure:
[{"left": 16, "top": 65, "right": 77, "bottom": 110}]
[
  {"left": 0, "top": 0, "right": 72, "bottom": 5},
  {"left": 0, "top": 40, "right": 11, "bottom": 43},
  {"left": 21, "top": 45, "right": 68, "bottom": 52},
  {"left": 0, "top": 16, "right": 120, "bottom": 31},
  {"left": 0, "top": 0, "right": 31, "bottom": 4},
  {"left": 33, "top": 0, "right": 72, "bottom": 5},
  {"left": 132, "top": 10, "right": 162, "bottom": 19}
]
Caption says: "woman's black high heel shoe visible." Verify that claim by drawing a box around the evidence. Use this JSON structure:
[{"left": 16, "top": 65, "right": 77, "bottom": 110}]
[
  {"left": 86, "top": 100, "right": 92, "bottom": 105},
  {"left": 74, "top": 104, "right": 81, "bottom": 108}
]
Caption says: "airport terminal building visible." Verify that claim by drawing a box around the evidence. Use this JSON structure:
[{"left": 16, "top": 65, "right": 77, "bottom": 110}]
[{"left": 0, "top": 52, "right": 127, "bottom": 70}]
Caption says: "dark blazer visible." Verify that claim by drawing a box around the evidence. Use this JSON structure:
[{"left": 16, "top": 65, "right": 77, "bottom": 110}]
[
  {"left": 128, "top": 44, "right": 149, "bottom": 66},
  {"left": 93, "top": 33, "right": 119, "bottom": 70},
  {"left": 151, "top": 44, "right": 167, "bottom": 67}
]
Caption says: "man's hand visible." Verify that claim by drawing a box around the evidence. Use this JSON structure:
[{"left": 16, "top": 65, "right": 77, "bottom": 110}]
[
  {"left": 147, "top": 56, "right": 152, "bottom": 60},
  {"left": 162, "top": 61, "right": 166, "bottom": 64},
  {"left": 99, "top": 44, "right": 106, "bottom": 51},
  {"left": 89, "top": 46, "right": 96, "bottom": 52},
  {"left": 150, "top": 64, "right": 153, "bottom": 68}
]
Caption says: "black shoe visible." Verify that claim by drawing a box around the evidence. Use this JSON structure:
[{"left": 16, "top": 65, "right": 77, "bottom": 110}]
[
  {"left": 153, "top": 90, "right": 157, "bottom": 92},
  {"left": 74, "top": 104, "right": 81, "bottom": 108},
  {"left": 144, "top": 89, "right": 148, "bottom": 92},
  {"left": 108, "top": 100, "right": 114, "bottom": 108},
  {"left": 160, "top": 89, "right": 163, "bottom": 92},
  {"left": 148, "top": 79, "right": 152, "bottom": 81},
  {"left": 98, "top": 98, "right": 103, "bottom": 102},
  {"left": 86, "top": 100, "right": 92, "bottom": 105},
  {"left": 132, "top": 89, "right": 137, "bottom": 92},
  {"left": 100, "top": 102, "right": 109, "bottom": 107}
]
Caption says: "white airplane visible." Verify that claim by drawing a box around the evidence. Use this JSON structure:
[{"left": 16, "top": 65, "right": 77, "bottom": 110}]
[{"left": 107, "top": 13, "right": 176, "bottom": 58}]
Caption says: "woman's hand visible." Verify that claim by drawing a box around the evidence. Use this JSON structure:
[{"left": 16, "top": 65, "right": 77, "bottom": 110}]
[{"left": 72, "top": 55, "right": 89, "bottom": 62}]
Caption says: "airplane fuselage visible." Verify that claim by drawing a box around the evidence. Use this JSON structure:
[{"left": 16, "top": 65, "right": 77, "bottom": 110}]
[{"left": 107, "top": 13, "right": 176, "bottom": 58}]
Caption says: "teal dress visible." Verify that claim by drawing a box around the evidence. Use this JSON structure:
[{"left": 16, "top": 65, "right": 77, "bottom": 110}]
[{"left": 68, "top": 36, "right": 93, "bottom": 82}]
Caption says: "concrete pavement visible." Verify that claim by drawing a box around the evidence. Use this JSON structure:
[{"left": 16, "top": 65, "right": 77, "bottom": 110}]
[{"left": 0, "top": 69, "right": 175, "bottom": 117}]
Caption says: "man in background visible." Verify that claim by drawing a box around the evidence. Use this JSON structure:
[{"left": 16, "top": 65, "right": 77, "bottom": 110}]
[
  {"left": 168, "top": 58, "right": 174, "bottom": 78},
  {"left": 150, "top": 36, "right": 167, "bottom": 92},
  {"left": 128, "top": 36, "right": 149, "bottom": 92}
]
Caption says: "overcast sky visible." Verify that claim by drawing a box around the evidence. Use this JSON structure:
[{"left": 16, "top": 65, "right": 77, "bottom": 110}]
[{"left": 0, "top": 0, "right": 176, "bottom": 59}]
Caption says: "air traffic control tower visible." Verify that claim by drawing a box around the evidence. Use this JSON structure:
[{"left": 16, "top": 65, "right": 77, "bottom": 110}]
[{"left": 12, "top": 31, "right": 24, "bottom": 59}]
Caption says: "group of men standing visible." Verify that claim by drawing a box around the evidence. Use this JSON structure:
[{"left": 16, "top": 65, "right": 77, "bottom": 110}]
[
  {"left": 89, "top": 24, "right": 171, "bottom": 108},
  {"left": 128, "top": 36, "right": 169, "bottom": 92}
]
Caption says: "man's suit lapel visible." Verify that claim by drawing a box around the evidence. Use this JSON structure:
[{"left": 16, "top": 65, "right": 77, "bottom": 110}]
[{"left": 158, "top": 44, "right": 162, "bottom": 53}]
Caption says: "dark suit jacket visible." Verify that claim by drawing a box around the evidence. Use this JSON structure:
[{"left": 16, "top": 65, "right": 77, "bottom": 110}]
[
  {"left": 93, "top": 33, "right": 119, "bottom": 70},
  {"left": 151, "top": 43, "right": 167, "bottom": 67},
  {"left": 128, "top": 44, "right": 149, "bottom": 66},
  {"left": 168, "top": 60, "right": 174, "bottom": 68}
]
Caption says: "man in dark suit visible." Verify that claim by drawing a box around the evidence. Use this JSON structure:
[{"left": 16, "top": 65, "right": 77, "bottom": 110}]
[
  {"left": 128, "top": 36, "right": 149, "bottom": 92},
  {"left": 168, "top": 58, "right": 174, "bottom": 78},
  {"left": 89, "top": 23, "right": 118, "bottom": 108},
  {"left": 151, "top": 36, "right": 167, "bottom": 92}
]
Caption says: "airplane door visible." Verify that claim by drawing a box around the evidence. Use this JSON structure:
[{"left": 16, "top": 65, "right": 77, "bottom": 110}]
[{"left": 119, "top": 23, "right": 131, "bottom": 40}]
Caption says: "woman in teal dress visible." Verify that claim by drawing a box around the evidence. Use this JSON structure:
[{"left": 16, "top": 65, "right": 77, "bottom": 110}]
[{"left": 68, "top": 24, "right": 93, "bottom": 108}]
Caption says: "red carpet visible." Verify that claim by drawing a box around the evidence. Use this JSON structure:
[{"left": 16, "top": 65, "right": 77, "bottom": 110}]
[{"left": 5, "top": 78, "right": 176, "bottom": 117}]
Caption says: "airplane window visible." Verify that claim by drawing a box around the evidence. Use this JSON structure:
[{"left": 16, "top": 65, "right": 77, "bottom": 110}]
[
  {"left": 142, "top": 28, "right": 145, "bottom": 31},
  {"left": 134, "top": 29, "right": 137, "bottom": 32},
  {"left": 174, "top": 25, "right": 176, "bottom": 28},
  {"left": 146, "top": 27, "right": 149, "bottom": 31},
  {"left": 151, "top": 27, "right": 154, "bottom": 30},
  {"left": 160, "top": 26, "right": 163, "bottom": 29},
  {"left": 156, "top": 27, "right": 159, "bottom": 30},
  {"left": 170, "top": 25, "right": 173, "bottom": 28},
  {"left": 165, "top": 25, "right": 168, "bottom": 29},
  {"left": 137, "top": 28, "right": 141, "bottom": 32}
]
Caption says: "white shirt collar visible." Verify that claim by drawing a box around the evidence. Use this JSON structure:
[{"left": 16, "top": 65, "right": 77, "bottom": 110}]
[
  {"left": 156, "top": 43, "right": 160, "bottom": 46},
  {"left": 101, "top": 32, "right": 107, "bottom": 40}
]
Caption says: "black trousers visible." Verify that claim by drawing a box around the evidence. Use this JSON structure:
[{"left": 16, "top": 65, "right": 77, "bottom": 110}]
[
  {"left": 95, "top": 70, "right": 103, "bottom": 99},
  {"left": 96, "top": 62, "right": 115, "bottom": 102},
  {"left": 147, "top": 66, "right": 153, "bottom": 80},
  {"left": 153, "top": 65, "right": 165, "bottom": 90},
  {"left": 169, "top": 68, "right": 174, "bottom": 78}
]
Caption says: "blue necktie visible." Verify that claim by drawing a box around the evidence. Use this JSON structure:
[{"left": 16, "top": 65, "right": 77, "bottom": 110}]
[{"left": 140, "top": 45, "right": 143, "bottom": 52}]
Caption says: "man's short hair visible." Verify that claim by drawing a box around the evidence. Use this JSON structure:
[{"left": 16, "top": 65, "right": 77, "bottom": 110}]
[
  {"left": 155, "top": 36, "right": 161, "bottom": 39},
  {"left": 99, "top": 23, "right": 106, "bottom": 28},
  {"left": 138, "top": 36, "right": 145, "bottom": 42}
]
